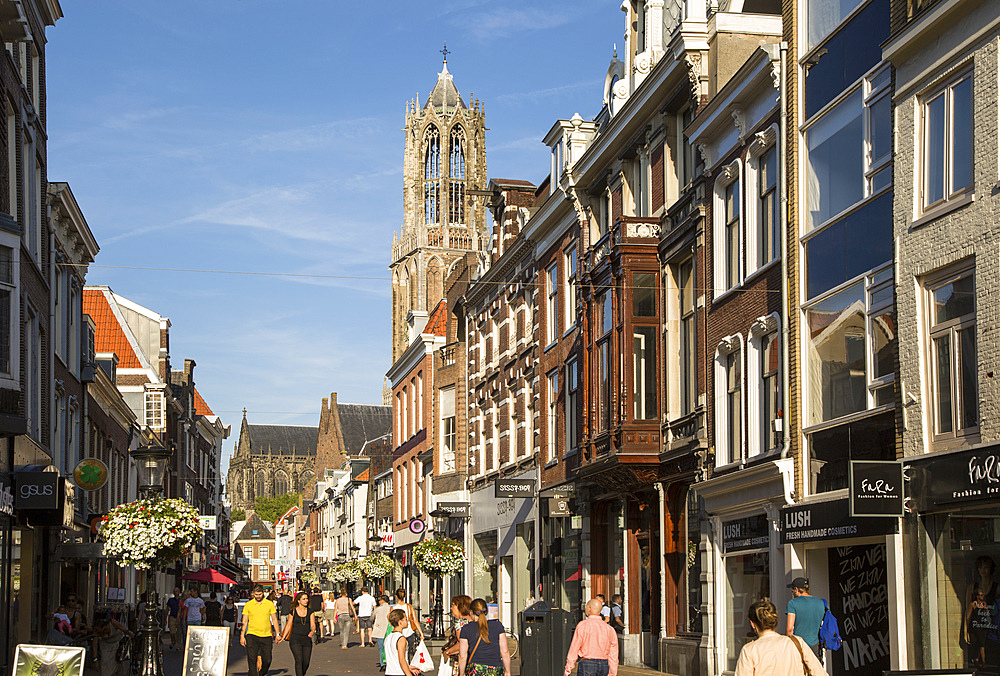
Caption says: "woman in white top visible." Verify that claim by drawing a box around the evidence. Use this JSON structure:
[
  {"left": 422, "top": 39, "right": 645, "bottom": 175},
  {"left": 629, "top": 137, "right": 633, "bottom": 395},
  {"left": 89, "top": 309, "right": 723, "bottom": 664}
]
[
  {"left": 385, "top": 608, "right": 420, "bottom": 676},
  {"left": 734, "top": 600, "right": 827, "bottom": 676},
  {"left": 391, "top": 587, "right": 423, "bottom": 638}
]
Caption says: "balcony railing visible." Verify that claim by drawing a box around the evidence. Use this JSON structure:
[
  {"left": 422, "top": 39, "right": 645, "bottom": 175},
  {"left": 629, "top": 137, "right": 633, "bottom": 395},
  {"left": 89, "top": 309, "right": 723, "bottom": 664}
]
[{"left": 440, "top": 343, "right": 458, "bottom": 367}]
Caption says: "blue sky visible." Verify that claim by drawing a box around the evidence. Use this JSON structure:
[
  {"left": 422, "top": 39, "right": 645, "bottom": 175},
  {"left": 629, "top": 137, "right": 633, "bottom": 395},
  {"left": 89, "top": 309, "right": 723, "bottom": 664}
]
[{"left": 46, "top": 1, "right": 622, "bottom": 474}]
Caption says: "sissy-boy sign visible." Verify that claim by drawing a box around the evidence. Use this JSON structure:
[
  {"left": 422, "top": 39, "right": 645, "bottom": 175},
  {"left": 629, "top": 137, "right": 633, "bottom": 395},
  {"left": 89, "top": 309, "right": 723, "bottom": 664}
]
[{"left": 849, "top": 460, "right": 903, "bottom": 517}]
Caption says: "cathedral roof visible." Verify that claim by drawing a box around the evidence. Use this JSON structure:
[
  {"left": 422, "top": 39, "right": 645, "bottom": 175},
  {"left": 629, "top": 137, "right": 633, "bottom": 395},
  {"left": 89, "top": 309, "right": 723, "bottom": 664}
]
[
  {"left": 247, "top": 423, "right": 319, "bottom": 456},
  {"left": 337, "top": 404, "right": 392, "bottom": 454},
  {"left": 424, "top": 62, "right": 466, "bottom": 112}
]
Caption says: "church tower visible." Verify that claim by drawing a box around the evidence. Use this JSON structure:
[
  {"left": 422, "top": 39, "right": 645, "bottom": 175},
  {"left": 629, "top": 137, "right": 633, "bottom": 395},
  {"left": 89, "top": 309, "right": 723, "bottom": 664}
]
[{"left": 391, "top": 52, "right": 488, "bottom": 361}]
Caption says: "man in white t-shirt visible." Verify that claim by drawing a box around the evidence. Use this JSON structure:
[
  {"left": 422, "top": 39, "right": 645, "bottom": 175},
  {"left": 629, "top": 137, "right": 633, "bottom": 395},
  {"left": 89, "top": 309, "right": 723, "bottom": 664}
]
[
  {"left": 354, "top": 587, "right": 378, "bottom": 647},
  {"left": 184, "top": 589, "right": 206, "bottom": 626}
]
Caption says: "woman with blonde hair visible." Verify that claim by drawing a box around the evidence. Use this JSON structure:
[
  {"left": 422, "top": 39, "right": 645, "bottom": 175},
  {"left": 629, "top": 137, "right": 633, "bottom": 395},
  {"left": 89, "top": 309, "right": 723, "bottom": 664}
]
[
  {"left": 458, "top": 598, "right": 511, "bottom": 676},
  {"left": 734, "top": 600, "right": 827, "bottom": 676},
  {"left": 442, "top": 595, "right": 473, "bottom": 674}
]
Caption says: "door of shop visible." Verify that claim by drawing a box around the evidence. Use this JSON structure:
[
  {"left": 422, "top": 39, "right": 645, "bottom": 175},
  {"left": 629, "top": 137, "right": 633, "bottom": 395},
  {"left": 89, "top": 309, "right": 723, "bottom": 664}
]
[{"left": 501, "top": 556, "right": 513, "bottom": 629}]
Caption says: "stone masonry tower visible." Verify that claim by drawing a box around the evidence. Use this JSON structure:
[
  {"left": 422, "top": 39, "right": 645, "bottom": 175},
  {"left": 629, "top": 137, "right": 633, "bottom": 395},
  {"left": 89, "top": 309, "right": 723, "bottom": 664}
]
[{"left": 391, "top": 54, "right": 488, "bottom": 361}]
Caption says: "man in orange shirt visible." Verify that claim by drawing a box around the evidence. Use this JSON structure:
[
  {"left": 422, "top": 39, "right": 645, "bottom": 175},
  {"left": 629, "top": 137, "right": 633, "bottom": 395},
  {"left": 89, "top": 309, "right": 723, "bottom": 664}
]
[{"left": 564, "top": 599, "right": 619, "bottom": 676}]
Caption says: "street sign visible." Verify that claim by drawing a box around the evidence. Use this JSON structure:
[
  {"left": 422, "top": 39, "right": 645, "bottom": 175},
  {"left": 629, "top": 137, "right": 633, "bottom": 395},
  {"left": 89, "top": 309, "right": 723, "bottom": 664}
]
[
  {"left": 198, "top": 515, "right": 217, "bottom": 530},
  {"left": 495, "top": 478, "right": 534, "bottom": 498}
]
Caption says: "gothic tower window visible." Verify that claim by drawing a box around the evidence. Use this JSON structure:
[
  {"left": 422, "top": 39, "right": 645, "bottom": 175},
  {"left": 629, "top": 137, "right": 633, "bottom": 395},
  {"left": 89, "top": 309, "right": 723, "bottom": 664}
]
[
  {"left": 255, "top": 475, "right": 266, "bottom": 500},
  {"left": 449, "top": 127, "right": 466, "bottom": 224},
  {"left": 424, "top": 126, "right": 441, "bottom": 224},
  {"left": 274, "top": 471, "right": 289, "bottom": 496}
]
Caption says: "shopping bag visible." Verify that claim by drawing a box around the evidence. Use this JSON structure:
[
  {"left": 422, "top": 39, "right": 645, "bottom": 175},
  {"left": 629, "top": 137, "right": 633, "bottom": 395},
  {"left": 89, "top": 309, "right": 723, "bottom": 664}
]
[
  {"left": 436, "top": 654, "right": 453, "bottom": 676},
  {"left": 409, "top": 638, "right": 435, "bottom": 673}
]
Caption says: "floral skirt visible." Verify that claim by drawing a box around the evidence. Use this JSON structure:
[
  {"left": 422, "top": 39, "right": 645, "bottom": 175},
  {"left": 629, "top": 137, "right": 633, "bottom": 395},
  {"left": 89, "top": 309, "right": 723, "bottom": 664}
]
[{"left": 467, "top": 664, "right": 503, "bottom": 676}]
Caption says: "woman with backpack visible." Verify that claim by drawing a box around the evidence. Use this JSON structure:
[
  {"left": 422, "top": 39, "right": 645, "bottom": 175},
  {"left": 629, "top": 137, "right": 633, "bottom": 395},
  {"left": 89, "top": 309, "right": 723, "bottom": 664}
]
[
  {"left": 458, "top": 598, "right": 511, "bottom": 676},
  {"left": 735, "top": 600, "right": 827, "bottom": 676}
]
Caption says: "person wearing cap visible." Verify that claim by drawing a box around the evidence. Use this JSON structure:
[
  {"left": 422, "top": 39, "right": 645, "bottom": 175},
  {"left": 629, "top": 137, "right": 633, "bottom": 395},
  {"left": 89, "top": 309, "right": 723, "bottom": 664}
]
[{"left": 785, "top": 577, "right": 826, "bottom": 661}]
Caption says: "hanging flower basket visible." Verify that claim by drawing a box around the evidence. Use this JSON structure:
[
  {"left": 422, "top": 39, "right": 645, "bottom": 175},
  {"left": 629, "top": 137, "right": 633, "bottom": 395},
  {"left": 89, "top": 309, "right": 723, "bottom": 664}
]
[
  {"left": 339, "top": 560, "right": 363, "bottom": 581},
  {"left": 360, "top": 551, "right": 393, "bottom": 579},
  {"left": 412, "top": 537, "right": 464, "bottom": 576},
  {"left": 301, "top": 570, "right": 318, "bottom": 585},
  {"left": 99, "top": 498, "right": 202, "bottom": 570}
]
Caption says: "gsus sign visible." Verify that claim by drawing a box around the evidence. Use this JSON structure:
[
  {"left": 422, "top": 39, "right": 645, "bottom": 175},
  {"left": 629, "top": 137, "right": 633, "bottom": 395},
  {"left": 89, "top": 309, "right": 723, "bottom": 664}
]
[{"left": 15, "top": 471, "right": 59, "bottom": 510}]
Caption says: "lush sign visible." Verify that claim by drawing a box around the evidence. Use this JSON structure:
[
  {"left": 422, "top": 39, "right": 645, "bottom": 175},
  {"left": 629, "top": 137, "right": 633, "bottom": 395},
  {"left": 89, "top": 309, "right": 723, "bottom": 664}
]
[
  {"left": 722, "top": 514, "right": 769, "bottom": 553},
  {"left": 780, "top": 498, "right": 896, "bottom": 545}
]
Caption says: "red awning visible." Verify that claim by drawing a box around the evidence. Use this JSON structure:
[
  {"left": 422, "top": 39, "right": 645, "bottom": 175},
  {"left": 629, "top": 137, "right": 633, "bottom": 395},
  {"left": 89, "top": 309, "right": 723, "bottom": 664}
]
[{"left": 180, "top": 568, "right": 238, "bottom": 584}]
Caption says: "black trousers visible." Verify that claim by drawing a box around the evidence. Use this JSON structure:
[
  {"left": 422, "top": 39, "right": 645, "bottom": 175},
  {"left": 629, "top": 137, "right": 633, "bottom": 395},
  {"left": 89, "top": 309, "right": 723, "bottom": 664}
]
[
  {"left": 289, "top": 639, "right": 313, "bottom": 676},
  {"left": 246, "top": 634, "right": 274, "bottom": 676}
]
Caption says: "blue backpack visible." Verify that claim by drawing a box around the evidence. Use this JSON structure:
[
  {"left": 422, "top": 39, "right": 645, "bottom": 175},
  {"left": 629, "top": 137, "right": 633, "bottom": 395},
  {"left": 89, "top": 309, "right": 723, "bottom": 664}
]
[{"left": 819, "top": 599, "right": 842, "bottom": 651}]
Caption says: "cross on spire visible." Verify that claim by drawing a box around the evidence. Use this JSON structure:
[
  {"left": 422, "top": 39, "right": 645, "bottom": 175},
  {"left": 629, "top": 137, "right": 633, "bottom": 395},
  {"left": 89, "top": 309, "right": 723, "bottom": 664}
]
[{"left": 441, "top": 42, "right": 450, "bottom": 63}]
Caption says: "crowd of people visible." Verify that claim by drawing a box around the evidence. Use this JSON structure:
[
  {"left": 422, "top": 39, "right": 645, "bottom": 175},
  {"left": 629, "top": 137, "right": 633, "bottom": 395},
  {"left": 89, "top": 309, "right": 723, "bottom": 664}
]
[{"left": 43, "top": 580, "right": 829, "bottom": 676}]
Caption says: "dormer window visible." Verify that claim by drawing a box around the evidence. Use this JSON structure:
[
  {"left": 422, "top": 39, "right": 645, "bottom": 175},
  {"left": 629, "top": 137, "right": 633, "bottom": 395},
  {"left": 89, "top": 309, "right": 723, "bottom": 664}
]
[{"left": 551, "top": 138, "right": 564, "bottom": 189}]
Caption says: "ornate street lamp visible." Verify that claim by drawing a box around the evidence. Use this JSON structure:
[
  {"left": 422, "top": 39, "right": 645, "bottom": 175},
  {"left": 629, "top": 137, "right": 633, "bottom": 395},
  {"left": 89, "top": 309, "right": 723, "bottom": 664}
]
[
  {"left": 130, "top": 443, "right": 171, "bottom": 676},
  {"left": 429, "top": 508, "right": 450, "bottom": 639}
]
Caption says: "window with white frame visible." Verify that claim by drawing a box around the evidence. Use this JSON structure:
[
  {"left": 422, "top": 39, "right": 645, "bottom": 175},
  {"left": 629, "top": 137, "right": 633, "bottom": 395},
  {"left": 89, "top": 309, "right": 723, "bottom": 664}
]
[
  {"left": 546, "top": 262, "right": 558, "bottom": 344},
  {"left": 547, "top": 370, "right": 558, "bottom": 462},
  {"left": 804, "top": 63, "right": 891, "bottom": 235},
  {"left": 714, "top": 337, "right": 743, "bottom": 466},
  {"left": 924, "top": 261, "right": 977, "bottom": 442},
  {"left": 145, "top": 389, "right": 164, "bottom": 430},
  {"left": 745, "top": 130, "right": 779, "bottom": 274},
  {"left": 440, "top": 386, "right": 456, "bottom": 473},
  {"left": 0, "top": 238, "right": 19, "bottom": 385},
  {"left": 551, "top": 138, "right": 564, "bottom": 190},
  {"left": 676, "top": 258, "right": 698, "bottom": 415},
  {"left": 803, "top": 264, "right": 895, "bottom": 426},
  {"left": 258, "top": 546, "right": 268, "bottom": 559},
  {"left": 747, "top": 316, "right": 781, "bottom": 458},
  {"left": 564, "top": 247, "right": 577, "bottom": 330},
  {"left": 713, "top": 162, "right": 742, "bottom": 295},
  {"left": 921, "top": 70, "right": 972, "bottom": 210},
  {"left": 566, "top": 359, "right": 578, "bottom": 453}
]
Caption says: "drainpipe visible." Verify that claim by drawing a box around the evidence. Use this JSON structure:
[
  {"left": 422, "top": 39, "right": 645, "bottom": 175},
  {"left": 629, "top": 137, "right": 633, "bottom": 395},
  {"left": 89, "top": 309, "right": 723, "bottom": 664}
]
[{"left": 775, "top": 41, "right": 795, "bottom": 506}]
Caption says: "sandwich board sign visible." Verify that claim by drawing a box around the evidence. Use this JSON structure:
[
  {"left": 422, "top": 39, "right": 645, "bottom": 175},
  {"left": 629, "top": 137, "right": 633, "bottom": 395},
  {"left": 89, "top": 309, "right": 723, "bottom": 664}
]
[{"left": 183, "top": 626, "right": 230, "bottom": 676}]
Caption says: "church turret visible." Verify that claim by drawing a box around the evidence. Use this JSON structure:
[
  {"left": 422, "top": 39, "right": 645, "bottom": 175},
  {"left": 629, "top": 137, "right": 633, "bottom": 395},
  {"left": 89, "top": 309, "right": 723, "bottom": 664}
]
[{"left": 390, "top": 49, "right": 488, "bottom": 362}]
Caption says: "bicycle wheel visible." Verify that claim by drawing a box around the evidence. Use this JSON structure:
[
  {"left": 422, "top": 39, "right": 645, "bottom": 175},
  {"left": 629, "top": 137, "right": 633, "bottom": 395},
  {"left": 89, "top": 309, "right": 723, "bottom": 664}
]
[{"left": 504, "top": 631, "right": 519, "bottom": 659}]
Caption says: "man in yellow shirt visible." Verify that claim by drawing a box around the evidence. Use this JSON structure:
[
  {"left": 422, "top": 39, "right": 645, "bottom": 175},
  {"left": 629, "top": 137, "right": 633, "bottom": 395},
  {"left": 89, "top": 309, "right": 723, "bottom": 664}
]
[{"left": 241, "top": 585, "right": 283, "bottom": 676}]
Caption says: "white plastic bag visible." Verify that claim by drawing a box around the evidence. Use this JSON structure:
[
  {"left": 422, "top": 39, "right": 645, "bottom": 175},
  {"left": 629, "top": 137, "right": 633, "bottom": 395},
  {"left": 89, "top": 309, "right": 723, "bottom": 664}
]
[
  {"left": 437, "top": 654, "right": 453, "bottom": 676},
  {"left": 409, "top": 638, "right": 435, "bottom": 673}
]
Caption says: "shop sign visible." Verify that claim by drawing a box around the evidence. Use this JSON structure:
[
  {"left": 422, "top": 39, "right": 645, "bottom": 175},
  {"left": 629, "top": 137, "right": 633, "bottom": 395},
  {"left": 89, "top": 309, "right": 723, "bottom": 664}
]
[
  {"left": 780, "top": 498, "right": 897, "bottom": 545},
  {"left": 198, "top": 515, "right": 217, "bottom": 530},
  {"left": 495, "top": 478, "right": 534, "bottom": 498},
  {"left": 409, "top": 518, "right": 426, "bottom": 534},
  {"left": 437, "top": 502, "right": 470, "bottom": 517},
  {"left": 722, "top": 514, "right": 770, "bottom": 553},
  {"left": 249, "top": 558, "right": 265, "bottom": 566},
  {"left": 219, "top": 544, "right": 230, "bottom": 554},
  {"left": 547, "top": 496, "right": 572, "bottom": 517},
  {"left": 237, "top": 558, "right": 250, "bottom": 565},
  {"left": 182, "top": 626, "right": 229, "bottom": 676},
  {"left": 849, "top": 460, "right": 904, "bottom": 517},
  {"left": 209, "top": 554, "right": 221, "bottom": 565},
  {"left": 13, "top": 644, "right": 85, "bottom": 676},
  {"left": 381, "top": 532, "right": 394, "bottom": 548},
  {"left": 0, "top": 473, "right": 13, "bottom": 516},
  {"left": 909, "top": 446, "right": 1000, "bottom": 511},
  {"left": 14, "top": 472, "right": 59, "bottom": 510},
  {"left": 72, "top": 458, "right": 108, "bottom": 491}
]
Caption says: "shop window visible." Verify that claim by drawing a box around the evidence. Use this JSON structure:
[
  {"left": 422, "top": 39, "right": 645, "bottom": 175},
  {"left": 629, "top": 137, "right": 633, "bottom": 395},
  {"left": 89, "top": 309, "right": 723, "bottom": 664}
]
[
  {"left": 807, "top": 409, "right": 895, "bottom": 493},
  {"left": 724, "top": 551, "right": 769, "bottom": 671},
  {"left": 713, "top": 162, "right": 742, "bottom": 296},
  {"left": 924, "top": 262, "right": 977, "bottom": 443},
  {"left": 473, "top": 532, "right": 498, "bottom": 602},
  {"left": 684, "top": 490, "right": 704, "bottom": 633},
  {"left": 803, "top": 264, "right": 895, "bottom": 426},
  {"left": 804, "top": 63, "right": 891, "bottom": 235},
  {"left": 921, "top": 70, "right": 973, "bottom": 211},
  {"left": 714, "top": 337, "right": 744, "bottom": 467}
]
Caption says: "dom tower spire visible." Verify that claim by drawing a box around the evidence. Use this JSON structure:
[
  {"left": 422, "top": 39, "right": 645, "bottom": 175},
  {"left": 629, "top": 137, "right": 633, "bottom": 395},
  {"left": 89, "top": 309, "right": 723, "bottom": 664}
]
[{"left": 391, "top": 53, "right": 487, "bottom": 361}]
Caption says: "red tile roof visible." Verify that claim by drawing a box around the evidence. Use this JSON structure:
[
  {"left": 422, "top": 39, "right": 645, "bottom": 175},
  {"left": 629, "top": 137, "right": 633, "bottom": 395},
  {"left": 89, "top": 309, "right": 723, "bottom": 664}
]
[
  {"left": 83, "top": 289, "right": 142, "bottom": 368},
  {"left": 424, "top": 300, "right": 447, "bottom": 337},
  {"left": 193, "top": 388, "right": 214, "bottom": 416}
]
